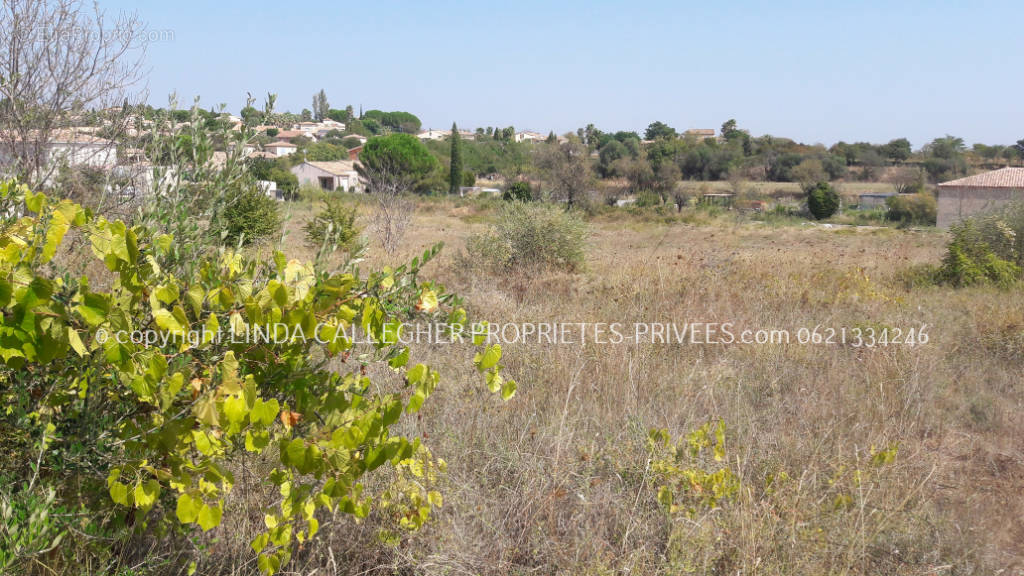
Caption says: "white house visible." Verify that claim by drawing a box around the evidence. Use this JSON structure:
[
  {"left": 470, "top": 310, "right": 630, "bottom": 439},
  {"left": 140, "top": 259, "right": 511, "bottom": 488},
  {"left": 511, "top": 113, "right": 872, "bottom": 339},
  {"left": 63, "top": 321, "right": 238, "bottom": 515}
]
[
  {"left": 294, "top": 122, "right": 321, "bottom": 135},
  {"left": 514, "top": 130, "right": 547, "bottom": 143},
  {"left": 320, "top": 119, "right": 346, "bottom": 131},
  {"left": 265, "top": 141, "right": 298, "bottom": 157},
  {"left": 47, "top": 130, "right": 118, "bottom": 168},
  {"left": 1, "top": 130, "right": 118, "bottom": 184},
  {"left": 418, "top": 128, "right": 475, "bottom": 141},
  {"left": 291, "top": 160, "right": 364, "bottom": 193},
  {"left": 417, "top": 129, "right": 450, "bottom": 141}
]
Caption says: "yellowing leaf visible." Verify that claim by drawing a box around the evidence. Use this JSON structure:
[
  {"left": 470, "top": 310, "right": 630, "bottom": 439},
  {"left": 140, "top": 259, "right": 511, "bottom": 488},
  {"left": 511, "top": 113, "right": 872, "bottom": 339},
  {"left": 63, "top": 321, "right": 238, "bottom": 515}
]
[
  {"left": 415, "top": 289, "right": 438, "bottom": 313},
  {"left": 475, "top": 344, "right": 501, "bottom": 371},
  {"left": 197, "top": 503, "right": 222, "bottom": 532},
  {"left": 134, "top": 480, "right": 160, "bottom": 511},
  {"left": 67, "top": 327, "right": 87, "bottom": 357}
]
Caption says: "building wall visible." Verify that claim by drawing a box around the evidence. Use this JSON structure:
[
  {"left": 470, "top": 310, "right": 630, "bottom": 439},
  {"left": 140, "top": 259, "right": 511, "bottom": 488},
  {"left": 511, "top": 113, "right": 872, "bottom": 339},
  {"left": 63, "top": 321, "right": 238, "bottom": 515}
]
[
  {"left": 292, "top": 163, "right": 328, "bottom": 187},
  {"left": 858, "top": 194, "right": 894, "bottom": 209},
  {"left": 937, "top": 186, "right": 1024, "bottom": 228},
  {"left": 49, "top": 143, "right": 117, "bottom": 168},
  {"left": 268, "top": 146, "right": 295, "bottom": 157}
]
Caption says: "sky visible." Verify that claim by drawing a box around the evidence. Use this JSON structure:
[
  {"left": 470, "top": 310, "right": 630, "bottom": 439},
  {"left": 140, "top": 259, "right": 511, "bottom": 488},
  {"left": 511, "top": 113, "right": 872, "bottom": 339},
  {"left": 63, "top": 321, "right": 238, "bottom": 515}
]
[{"left": 106, "top": 0, "right": 1023, "bottom": 149}]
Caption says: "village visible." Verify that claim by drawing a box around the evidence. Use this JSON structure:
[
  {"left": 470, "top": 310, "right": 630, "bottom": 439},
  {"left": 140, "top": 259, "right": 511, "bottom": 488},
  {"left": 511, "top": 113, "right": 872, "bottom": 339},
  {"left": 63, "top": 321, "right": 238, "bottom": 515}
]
[{"left": 4, "top": 105, "right": 1023, "bottom": 229}]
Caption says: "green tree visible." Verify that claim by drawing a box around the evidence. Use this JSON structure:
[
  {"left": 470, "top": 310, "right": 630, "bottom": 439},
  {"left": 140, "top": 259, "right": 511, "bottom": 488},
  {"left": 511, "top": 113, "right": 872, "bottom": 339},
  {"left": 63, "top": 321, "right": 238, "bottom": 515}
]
[
  {"left": 882, "top": 138, "right": 912, "bottom": 163},
  {"left": 598, "top": 139, "right": 628, "bottom": 177},
  {"left": 807, "top": 181, "right": 839, "bottom": 220},
  {"left": 312, "top": 89, "right": 329, "bottom": 122},
  {"left": 359, "top": 134, "right": 440, "bottom": 193},
  {"left": 645, "top": 121, "right": 677, "bottom": 140},
  {"left": 536, "top": 137, "right": 591, "bottom": 209},
  {"left": 449, "top": 122, "right": 463, "bottom": 195}
]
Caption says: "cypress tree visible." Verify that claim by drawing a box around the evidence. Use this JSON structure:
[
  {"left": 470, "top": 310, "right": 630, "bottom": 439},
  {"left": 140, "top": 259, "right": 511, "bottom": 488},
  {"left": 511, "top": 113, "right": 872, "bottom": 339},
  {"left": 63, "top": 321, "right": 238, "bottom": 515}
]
[{"left": 449, "top": 122, "right": 463, "bottom": 195}]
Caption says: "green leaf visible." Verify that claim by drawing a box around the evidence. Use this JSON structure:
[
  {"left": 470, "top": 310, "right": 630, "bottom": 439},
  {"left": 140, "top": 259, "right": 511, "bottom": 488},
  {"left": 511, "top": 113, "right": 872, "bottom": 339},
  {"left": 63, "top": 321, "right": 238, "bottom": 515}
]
[
  {"left": 197, "top": 503, "right": 223, "bottom": 532},
  {"left": 67, "top": 327, "right": 87, "bottom": 357},
  {"left": 251, "top": 533, "right": 270, "bottom": 554},
  {"left": 223, "top": 394, "right": 249, "bottom": 425},
  {"left": 501, "top": 379, "right": 517, "bottom": 400},
  {"left": 41, "top": 209, "right": 71, "bottom": 264},
  {"left": 406, "top": 363, "right": 427, "bottom": 385},
  {"left": 156, "top": 234, "right": 173, "bottom": 254},
  {"left": 250, "top": 398, "right": 280, "bottom": 427},
  {"left": 388, "top": 347, "right": 409, "bottom": 369},
  {"left": 192, "top": 430, "right": 214, "bottom": 455},
  {"left": 245, "top": 430, "right": 270, "bottom": 452},
  {"left": 154, "top": 308, "right": 185, "bottom": 334},
  {"left": 154, "top": 283, "right": 179, "bottom": 305},
  {"left": 109, "top": 481, "right": 130, "bottom": 506},
  {"left": 134, "top": 480, "right": 160, "bottom": 511},
  {"left": 406, "top": 389, "right": 426, "bottom": 413},
  {"left": 475, "top": 344, "right": 501, "bottom": 371},
  {"left": 25, "top": 190, "right": 45, "bottom": 213}
]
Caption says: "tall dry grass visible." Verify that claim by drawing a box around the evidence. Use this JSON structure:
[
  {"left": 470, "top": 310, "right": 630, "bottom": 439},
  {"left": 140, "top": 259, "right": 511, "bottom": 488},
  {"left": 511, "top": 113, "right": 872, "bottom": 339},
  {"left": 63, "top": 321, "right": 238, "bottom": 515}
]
[{"left": 128, "top": 197, "right": 1022, "bottom": 575}]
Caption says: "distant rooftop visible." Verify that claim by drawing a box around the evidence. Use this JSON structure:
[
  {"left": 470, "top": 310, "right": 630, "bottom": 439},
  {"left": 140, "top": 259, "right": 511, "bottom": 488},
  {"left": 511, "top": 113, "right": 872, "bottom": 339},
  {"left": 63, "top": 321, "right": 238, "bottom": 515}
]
[
  {"left": 939, "top": 167, "right": 1024, "bottom": 188},
  {"left": 305, "top": 160, "right": 357, "bottom": 175}
]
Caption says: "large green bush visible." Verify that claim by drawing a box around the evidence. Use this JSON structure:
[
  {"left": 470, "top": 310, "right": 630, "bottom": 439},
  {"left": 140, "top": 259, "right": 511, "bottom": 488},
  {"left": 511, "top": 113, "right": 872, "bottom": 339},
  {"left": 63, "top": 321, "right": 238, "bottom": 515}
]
[
  {"left": 937, "top": 208, "right": 1023, "bottom": 287},
  {"left": 806, "top": 182, "right": 839, "bottom": 220},
  {"left": 502, "top": 181, "right": 532, "bottom": 202},
  {"left": 303, "top": 196, "right": 363, "bottom": 255},
  {"left": 886, "top": 193, "right": 936, "bottom": 226},
  {"left": 0, "top": 181, "right": 513, "bottom": 575},
  {"left": 212, "top": 184, "right": 282, "bottom": 246},
  {"left": 465, "top": 202, "right": 587, "bottom": 272}
]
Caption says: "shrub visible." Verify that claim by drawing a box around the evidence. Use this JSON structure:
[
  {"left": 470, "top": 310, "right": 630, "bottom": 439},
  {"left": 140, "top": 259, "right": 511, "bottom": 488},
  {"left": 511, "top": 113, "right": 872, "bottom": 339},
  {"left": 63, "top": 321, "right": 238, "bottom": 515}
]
[
  {"left": 503, "top": 181, "right": 532, "bottom": 202},
  {"left": 806, "top": 181, "right": 839, "bottom": 220},
  {"left": 886, "top": 193, "right": 936, "bottom": 225},
  {"left": 0, "top": 182, "right": 514, "bottom": 574},
  {"left": 462, "top": 170, "right": 476, "bottom": 188},
  {"left": 303, "top": 196, "right": 362, "bottom": 254},
  {"left": 635, "top": 190, "right": 663, "bottom": 208},
  {"left": 465, "top": 202, "right": 587, "bottom": 272},
  {"left": 936, "top": 215, "right": 1021, "bottom": 287},
  {"left": 212, "top": 183, "right": 282, "bottom": 246}
]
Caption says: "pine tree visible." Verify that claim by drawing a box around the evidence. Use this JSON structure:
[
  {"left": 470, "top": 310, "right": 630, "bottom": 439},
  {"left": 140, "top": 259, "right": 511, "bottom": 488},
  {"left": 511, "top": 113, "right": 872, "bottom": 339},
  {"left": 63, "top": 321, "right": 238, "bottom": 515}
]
[{"left": 449, "top": 122, "right": 463, "bottom": 195}]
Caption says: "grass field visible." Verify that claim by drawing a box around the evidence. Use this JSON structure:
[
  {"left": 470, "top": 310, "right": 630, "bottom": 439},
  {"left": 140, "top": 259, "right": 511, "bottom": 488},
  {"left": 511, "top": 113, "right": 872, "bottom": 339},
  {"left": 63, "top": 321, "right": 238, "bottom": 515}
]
[{"left": 224, "top": 196, "right": 1024, "bottom": 575}]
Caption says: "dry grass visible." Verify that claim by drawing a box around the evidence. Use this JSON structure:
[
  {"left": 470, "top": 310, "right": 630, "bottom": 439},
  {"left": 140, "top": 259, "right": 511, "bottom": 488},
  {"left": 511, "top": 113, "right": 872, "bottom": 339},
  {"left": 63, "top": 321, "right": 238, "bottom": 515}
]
[{"left": 198, "top": 196, "right": 1023, "bottom": 575}]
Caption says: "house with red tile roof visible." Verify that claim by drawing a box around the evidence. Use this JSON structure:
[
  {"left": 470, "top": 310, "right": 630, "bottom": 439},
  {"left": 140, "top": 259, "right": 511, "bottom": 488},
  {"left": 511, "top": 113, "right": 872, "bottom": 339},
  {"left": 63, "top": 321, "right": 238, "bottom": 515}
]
[{"left": 937, "top": 167, "right": 1024, "bottom": 227}]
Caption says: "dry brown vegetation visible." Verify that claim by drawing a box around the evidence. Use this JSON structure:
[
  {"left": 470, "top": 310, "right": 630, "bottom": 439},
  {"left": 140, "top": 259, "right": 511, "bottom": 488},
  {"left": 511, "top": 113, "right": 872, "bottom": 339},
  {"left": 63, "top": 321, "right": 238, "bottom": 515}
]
[{"left": 210, "top": 196, "right": 1023, "bottom": 575}]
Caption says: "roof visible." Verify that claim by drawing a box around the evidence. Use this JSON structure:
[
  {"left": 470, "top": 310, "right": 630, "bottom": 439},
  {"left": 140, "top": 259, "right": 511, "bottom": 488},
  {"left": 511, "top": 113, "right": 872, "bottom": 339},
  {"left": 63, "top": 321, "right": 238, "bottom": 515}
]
[
  {"left": 275, "top": 130, "right": 304, "bottom": 139},
  {"left": 304, "top": 160, "right": 357, "bottom": 175},
  {"left": 685, "top": 129, "right": 716, "bottom": 135},
  {"left": 938, "top": 167, "right": 1024, "bottom": 189},
  {"left": 266, "top": 140, "right": 297, "bottom": 148},
  {"left": 27, "top": 129, "right": 113, "bottom": 145}
]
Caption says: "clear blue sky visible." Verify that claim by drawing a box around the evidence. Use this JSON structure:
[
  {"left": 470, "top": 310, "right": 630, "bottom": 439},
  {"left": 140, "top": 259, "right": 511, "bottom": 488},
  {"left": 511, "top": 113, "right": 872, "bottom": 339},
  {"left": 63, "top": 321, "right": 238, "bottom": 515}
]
[{"left": 109, "top": 0, "right": 1022, "bottom": 149}]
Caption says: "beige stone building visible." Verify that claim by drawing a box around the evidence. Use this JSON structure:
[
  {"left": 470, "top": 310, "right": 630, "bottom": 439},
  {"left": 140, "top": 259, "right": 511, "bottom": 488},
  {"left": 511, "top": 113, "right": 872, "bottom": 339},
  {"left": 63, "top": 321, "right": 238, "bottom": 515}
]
[{"left": 936, "top": 167, "right": 1024, "bottom": 228}]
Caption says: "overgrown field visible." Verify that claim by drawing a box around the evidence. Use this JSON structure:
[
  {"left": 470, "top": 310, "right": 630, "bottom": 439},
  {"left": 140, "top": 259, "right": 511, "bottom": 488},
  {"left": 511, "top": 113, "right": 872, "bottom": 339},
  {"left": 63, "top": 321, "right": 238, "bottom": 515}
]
[{"left": 234, "top": 197, "right": 1022, "bottom": 575}]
